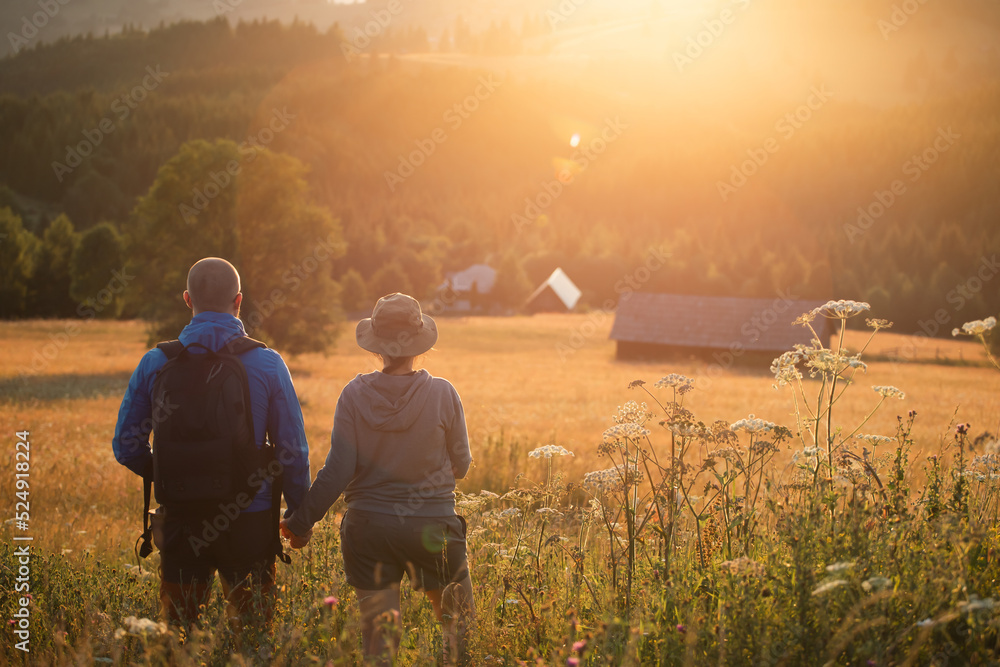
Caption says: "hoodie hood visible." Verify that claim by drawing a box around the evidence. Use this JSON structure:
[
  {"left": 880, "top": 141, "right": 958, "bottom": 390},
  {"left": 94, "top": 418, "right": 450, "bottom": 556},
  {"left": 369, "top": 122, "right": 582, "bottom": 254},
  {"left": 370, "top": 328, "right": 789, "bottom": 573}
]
[
  {"left": 178, "top": 311, "right": 248, "bottom": 351},
  {"left": 349, "top": 370, "right": 434, "bottom": 432}
]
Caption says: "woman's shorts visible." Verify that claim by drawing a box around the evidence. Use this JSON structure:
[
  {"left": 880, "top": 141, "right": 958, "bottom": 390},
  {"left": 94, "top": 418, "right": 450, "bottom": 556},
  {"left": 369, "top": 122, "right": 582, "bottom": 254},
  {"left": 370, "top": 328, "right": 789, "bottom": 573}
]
[{"left": 340, "top": 508, "right": 468, "bottom": 591}]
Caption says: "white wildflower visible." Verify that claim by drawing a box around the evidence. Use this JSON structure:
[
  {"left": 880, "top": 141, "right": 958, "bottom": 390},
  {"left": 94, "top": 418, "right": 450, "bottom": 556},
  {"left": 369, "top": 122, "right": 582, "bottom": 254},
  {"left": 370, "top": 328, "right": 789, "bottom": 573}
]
[
  {"left": 862, "top": 576, "right": 893, "bottom": 592},
  {"left": 810, "top": 300, "right": 871, "bottom": 319},
  {"left": 603, "top": 423, "right": 650, "bottom": 443},
  {"left": 535, "top": 508, "right": 563, "bottom": 516},
  {"left": 811, "top": 579, "right": 848, "bottom": 596},
  {"left": 771, "top": 350, "right": 803, "bottom": 386},
  {"left": 118, "top": 616, "right": 168, "bottom": 637},
  {"left": 583, "top": 464, "right": 644, "bottom": 492},
  {"left": 498, "top": 507, "right": 521, "bottom": 519},
  {"left": 479, "top": 490, "right": 500, "bottom": 499},
  {"left": 959, "top": 596, "right": 995, "bottom": 612},
  {"left": 856, "top": 434, "right": 894, "bottom": 447},
  {"left": 825, "top": 561, "right": 855, "bottom": 574},
  {"left": 952, "top": 317, "right": 997, "bottom": 337},
  {"left": 916, "top": 618, "right": 935, "bottom": 628},
  {"left": 654, "top": 374, "right": 693, "bottom": 390},
  {"left": 872, "top": 385, "right": 906, "bottom": 400},
  {"left": 730, "top": 414, "right": 776, "bottom": 434},
  {"left": 528, "top": 445, "right": 575, "bottom": 459},
  {"left": 614, "top": 400, "right": 649, "bottom": 426}
]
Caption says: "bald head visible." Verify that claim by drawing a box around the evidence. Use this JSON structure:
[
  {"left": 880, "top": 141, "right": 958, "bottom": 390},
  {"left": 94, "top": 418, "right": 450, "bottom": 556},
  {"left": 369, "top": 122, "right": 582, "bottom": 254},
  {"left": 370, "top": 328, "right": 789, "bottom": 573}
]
[{"left": 185, "top": 258, "right": 241, "bottom": 315}]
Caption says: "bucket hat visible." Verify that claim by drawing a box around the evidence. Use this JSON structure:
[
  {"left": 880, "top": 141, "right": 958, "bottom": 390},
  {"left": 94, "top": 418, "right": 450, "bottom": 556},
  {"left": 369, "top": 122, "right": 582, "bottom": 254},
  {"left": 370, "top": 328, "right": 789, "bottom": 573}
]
[{"left": 356, "top": 293, "right": 437, "bottom": 357}]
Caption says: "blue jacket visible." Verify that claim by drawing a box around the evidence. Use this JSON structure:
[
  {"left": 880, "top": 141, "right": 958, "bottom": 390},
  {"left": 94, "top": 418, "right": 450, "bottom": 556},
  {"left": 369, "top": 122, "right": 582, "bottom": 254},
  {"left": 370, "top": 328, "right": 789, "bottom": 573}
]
[{"left": 112, "top": 311, "right": 310, "bottom": 514}]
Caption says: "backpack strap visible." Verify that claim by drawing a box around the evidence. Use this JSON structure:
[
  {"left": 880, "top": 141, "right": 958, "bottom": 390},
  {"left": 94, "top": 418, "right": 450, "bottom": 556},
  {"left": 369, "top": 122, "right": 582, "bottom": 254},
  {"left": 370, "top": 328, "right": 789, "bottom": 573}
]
[
  {"left": 223, "top": 336, "right": 267, "bottom": 355},
  {"left": 224, "top": 336, "right": 290, "bottom": 564},
  {"left": 156, "top": 340, "right": 185, "bottom": 360}
]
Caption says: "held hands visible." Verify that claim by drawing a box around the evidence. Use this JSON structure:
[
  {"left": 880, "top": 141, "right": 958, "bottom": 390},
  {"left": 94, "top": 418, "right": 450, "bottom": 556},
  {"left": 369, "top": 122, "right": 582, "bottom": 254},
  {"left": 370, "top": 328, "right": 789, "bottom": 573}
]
[{"left": 280, "top": 518, "right": 312, "bottom": 549}]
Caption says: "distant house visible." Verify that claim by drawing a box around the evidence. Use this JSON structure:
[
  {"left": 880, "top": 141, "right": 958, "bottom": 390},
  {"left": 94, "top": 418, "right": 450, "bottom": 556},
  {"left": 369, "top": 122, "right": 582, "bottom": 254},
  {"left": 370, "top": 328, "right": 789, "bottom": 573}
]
[
  {"left": 609, "top": 292, "right": 832, "bottom": 361},
  {"left": 433, "top": 264, "right": 497, "bottom": 313},
  {"left": 525, "top": 268, "right": 581, "bottom": 314}
]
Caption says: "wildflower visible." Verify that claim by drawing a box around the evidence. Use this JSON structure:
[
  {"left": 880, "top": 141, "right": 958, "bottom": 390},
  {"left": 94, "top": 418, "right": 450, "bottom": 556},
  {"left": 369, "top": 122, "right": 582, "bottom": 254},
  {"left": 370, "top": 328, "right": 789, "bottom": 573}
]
[
  {"left": 567, "top": 659, "right": 580, "bottom": 667},
  {"left": 602, "top": 423, "right": 650, "bottom": 443},
  {"left": 583, "top": 464, "right": 644, "bottom": 492},
  {"left": 479, "top": 490, "right": 500, "bottom": 499},
  {"left": 536, "top": 508, "right": 563, "bottom": 516},
  {"left": 872, "top": 385, "right": 905, "bottom": 400},
  {"left": 654, "top": 374, "right": 693, "bottom": 390},
  {"left": 498, "top": 507, "right": 521, "bottom": 519},
  {"left": 675, "top": 624, "right": 686, "bottom": 633},
  {"left": 811, "top": 579, "right": 848, "bottom": 596},
  {"left": 866, "top": 318, "right": 892, "bottom": 331},
  {"left": 668, "top": 420, "right": 708, "bottom": 438},
  {"left": 719, "top": 557, "right": 765, "bottom": 577},
  {"left": 809, "top": 300, "right": 871, "bottom": 319},
  {"left": 324, "top": 596, "right": 339, "bottom": 607},
  {"left": 614, "top": 400, "right": 650, "bottom": 425},
  {"left": 952, "top": 317, "right": 997, "bottom": 337},
  {"left": 771, "top": 350, "right": 804, "bottom": 386},
  {"left": 528, "top": 445, "right": 575, "bottom": 459},
  {"left": 572, "top": 640, "right": 587, "bottom": 653},
  {"left": 118, "top": 616, "right": 168, "bottom": 637},
  {"left": 959, "top": 596, "right": 995, "bottom": 612},
  {"left": 856, "top": 434, "right": 894, "bottom": 447},
  {"left": 730, "top": 414, "right": 776, "bottom": 434},
  {"left": 916, "top": 618, "right": 935, "bottom": 628},
  {"left": 504, "top": 599, "right": 521, "bottom": 605},
  {"left": 862, "top": 576, "right": 893, "bottom": 592}
]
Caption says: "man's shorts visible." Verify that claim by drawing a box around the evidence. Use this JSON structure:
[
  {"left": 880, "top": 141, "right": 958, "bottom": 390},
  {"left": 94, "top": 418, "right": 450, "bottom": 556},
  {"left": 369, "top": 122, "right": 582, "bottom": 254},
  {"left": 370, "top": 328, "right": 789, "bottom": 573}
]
[
  {"left": 152, "top": 507, "right": 276, "bottom": 585},
  {"left": 340, "top": 508, "right": 468, "bottom": 591}
]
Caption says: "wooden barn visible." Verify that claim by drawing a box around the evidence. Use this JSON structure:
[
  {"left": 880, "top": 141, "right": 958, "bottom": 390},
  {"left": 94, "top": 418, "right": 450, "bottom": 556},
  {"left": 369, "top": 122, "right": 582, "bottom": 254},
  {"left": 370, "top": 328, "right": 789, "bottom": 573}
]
[
  {"left": 525, "top": 268, "right": 581, "bottom": 314},
  {"left": 609, "top": 292, "right": 832, "bottom": 362}
]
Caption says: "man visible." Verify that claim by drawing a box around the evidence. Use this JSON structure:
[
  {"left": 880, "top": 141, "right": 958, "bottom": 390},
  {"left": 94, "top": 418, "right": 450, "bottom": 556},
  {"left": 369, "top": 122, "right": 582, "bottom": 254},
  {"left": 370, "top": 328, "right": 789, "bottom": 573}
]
[{"left": 112, "top": 257, "right": 310, "bottom": 635}]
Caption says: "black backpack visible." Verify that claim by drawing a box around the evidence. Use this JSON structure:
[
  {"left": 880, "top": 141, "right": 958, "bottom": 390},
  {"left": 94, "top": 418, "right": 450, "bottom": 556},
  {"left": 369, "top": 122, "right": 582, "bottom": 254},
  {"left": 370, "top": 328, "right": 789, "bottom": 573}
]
[
  {"left": 136, "top": 336, "right": 289, "bottom": 563},
  {"left": 151, "top": 337, "right": 264, "bottom": 506}
]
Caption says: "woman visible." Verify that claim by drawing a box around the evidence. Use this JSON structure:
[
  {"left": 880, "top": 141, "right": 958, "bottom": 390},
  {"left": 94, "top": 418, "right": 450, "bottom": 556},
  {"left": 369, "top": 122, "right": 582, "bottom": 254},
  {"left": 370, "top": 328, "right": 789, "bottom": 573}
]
[{"left": 281, "top": 293, "right": 475, "bottom": 665}]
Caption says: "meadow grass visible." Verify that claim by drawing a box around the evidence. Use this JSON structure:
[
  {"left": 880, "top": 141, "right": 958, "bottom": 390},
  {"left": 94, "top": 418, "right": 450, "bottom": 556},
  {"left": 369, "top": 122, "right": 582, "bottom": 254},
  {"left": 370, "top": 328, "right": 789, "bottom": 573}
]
[{"left": 1, "top": 315, "right": 999, "bottom": 665}]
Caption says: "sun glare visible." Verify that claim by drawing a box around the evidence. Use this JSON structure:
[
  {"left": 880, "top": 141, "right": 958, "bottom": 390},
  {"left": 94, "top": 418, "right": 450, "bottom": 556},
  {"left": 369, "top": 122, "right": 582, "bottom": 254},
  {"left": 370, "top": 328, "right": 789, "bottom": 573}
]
[{"left": 569, "top": 133, "right": 581, "bottom": 147}]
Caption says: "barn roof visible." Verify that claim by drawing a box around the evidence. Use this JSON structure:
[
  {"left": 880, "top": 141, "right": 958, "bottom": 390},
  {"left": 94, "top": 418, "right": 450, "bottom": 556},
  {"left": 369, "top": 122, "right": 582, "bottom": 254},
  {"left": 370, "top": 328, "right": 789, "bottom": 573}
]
[
  {"left": 526, "top": 268, "right": 581, "bottom": 311},
  {"left": 609, "top": 292, "right": 832, "bottom": 352},
  {"left": 444, "top": 264, "right": 496, "bottom": 294}
]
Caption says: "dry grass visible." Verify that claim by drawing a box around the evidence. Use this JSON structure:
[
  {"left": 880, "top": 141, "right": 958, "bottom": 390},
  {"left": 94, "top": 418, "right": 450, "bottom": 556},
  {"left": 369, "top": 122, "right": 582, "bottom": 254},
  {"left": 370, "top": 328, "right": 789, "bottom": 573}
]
[{"left": 1, "top": 315, "right": 998, "bottom": 562}]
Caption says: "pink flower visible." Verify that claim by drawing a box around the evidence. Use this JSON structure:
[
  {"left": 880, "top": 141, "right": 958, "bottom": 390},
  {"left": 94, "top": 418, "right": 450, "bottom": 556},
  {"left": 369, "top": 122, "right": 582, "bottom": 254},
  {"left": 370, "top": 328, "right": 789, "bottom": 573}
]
[
  {"left": 572, "top": 640, "right": 586, "bottom": 653},
  {"left": 324, "top": 596, "right": 339, "bottom": 607},
  {"left": 567, "top": 659, "right": 580, "bottom": 667},
  {"left": 676, "top": 624, "right": 686, "bottom": 633}
]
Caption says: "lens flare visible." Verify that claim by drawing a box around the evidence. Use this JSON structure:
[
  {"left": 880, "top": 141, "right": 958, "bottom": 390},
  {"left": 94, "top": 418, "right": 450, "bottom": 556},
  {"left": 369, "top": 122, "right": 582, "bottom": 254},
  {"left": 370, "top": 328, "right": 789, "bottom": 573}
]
[{"left": 570, "top": 133, "right": 580, "bottom": 147}]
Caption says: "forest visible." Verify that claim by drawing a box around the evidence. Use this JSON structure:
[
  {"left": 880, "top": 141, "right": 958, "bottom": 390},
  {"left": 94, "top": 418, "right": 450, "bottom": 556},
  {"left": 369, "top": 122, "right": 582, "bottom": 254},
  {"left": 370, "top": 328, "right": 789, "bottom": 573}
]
[{"left": 0, "top": 9, "right": 998, "bottom": 353}]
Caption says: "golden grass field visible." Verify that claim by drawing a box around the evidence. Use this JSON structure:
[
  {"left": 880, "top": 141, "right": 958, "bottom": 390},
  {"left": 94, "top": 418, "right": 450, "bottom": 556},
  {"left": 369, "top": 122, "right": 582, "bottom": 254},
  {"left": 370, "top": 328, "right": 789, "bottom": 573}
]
[{"left": 1, "top": 315, "right": 999, "bottom": 570}]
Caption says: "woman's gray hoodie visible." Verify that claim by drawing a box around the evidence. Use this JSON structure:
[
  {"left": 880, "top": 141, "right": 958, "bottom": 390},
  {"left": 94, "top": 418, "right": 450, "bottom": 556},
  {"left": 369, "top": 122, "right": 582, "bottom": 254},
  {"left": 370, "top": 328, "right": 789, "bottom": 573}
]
[{"left": 285, "top": 369, "right": 471, "bottom": 534}]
